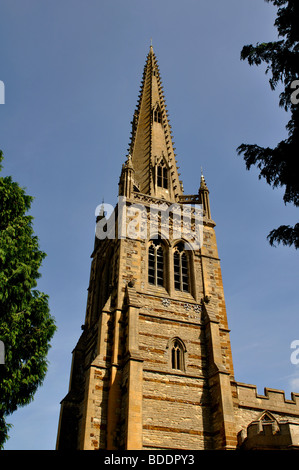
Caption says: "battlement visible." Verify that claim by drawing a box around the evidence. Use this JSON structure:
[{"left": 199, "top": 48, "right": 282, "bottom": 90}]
[{"left": 236, "top": 382, "right": 299, "bottom": 416}]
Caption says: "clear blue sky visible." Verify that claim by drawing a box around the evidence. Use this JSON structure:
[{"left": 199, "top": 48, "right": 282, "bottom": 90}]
[{"left": 0, "top": 0, "right": 298, "bottom": 450}]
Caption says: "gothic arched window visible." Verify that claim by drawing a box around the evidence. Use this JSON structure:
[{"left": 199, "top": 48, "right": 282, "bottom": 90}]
[
  {"left": 170, "top": 338, "right": 185, "bottom": 371},
  {"left": 173, "top": 242, "right": 189, "bottom": 292},
  {"left": 153, "top": 107, "right": 162, "bottom": 123},
  {"left": 148, "top": 239, "right": 164, "bottom": 287},
  {"left": 157, "top": 161, "right": 168, "bottom": 189}
]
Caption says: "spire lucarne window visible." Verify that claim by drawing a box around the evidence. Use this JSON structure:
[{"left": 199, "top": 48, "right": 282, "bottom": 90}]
[
  {"left": 157, "top": 161, "right": 168, "bottom": 189},
  {"left": 153, "top": 107, "right": 162, "bottom": 123}
]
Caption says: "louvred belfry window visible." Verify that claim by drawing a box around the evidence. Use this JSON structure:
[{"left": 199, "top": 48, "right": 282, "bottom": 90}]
[
  {"left": 173, "top": 242, "right": 189, "bottom": 292},
  {"left": 148, "top": 239, "right": 164, "bottom": 287}
]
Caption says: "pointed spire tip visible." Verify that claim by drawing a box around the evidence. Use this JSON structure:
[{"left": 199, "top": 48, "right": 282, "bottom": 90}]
[{"left": 149, "top": 38, "right": 154, "bottom": 53}]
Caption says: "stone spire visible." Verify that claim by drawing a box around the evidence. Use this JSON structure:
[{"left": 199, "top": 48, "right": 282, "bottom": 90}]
[{"left": 127, "top": 44, "right": 182, "bottom": 201}]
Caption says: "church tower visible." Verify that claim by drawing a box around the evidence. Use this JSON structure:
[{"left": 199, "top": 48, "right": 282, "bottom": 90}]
[{"left": 56, "top": 45, "right": 238, "bottom": 450}]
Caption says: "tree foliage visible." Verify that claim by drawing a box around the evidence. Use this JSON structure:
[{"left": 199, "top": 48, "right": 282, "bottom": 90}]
[
  {"left": 237, "top": 0, "right": 299, "bottom": 248},
  {"left": 0, "top": 151, "right": 56, "bottom": 447}
]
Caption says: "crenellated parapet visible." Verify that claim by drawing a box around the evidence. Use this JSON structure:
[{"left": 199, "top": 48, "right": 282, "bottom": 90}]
[{"left": 236, "top": 382, "right": 299, "bottom": 416}]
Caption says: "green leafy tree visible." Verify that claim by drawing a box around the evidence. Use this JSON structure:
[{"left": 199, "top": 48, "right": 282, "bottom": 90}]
[
  {"left": 0, "top": 151, "right": 56, "bottom": 448},
  {"left": 237, "top": 0, "right": 299, "bottom": 248}
]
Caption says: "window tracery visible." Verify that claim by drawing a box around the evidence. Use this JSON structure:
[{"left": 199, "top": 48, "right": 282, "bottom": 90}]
[
  {"left": 173, "top": 242, "right": 189, "bottom": 292},
  {"left": 148, "top": 239, "right": 164, "bottom": 287},
  {"left": 169, "top": 337, "right": 185, "bottom": 372}
]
